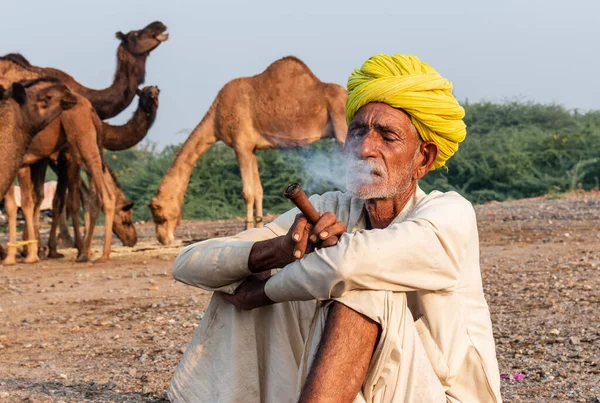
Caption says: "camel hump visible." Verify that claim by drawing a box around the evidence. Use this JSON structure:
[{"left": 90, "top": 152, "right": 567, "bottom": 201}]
[
  {"left": 0, "top": 53, "right": 33, "bottom": 68},
  {"left": 257, "top": 55, "right": 321, "bottom": 82}
]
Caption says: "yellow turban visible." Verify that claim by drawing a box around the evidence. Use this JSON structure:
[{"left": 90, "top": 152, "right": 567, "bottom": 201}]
[{"left": 346, "top": 54, "right": 466, "bottom": 170}]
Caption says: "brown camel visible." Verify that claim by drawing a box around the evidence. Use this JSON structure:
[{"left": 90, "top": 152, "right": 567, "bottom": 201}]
[
  {"left": 0, "top": 78, "right": 77, "bottom": 262},
  {"left": 19, "top": 21, "right": 168, "bottom": 120},
  {"left": 5, "top": 95, "right": 117, "bottom": 264},
  {"left": 52, "top": 85, "right": 160, "bottom": 249},
  {"left": 47, "top": 86, "right": 160, "bottom": 258},
  {"left": 148, "top": 56, "right": 348, "bottom": 245}
]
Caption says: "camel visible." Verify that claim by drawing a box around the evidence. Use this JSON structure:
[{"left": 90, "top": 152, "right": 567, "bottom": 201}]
[
  {"left": 0, "top": 78, "right": 77, "bottom": 261},
  {"left": 148, "top": 56, "right": 348, "bottom": 245},
  {"left": 47, "top": 86, "right": 160, "bottom": 258},
  {"left": 19, "top": 21, "right": 168, "bottom": 120},
  {"left": 3, "top": 94, "right": 117, "bottom": 265},
  {"left": 52, "top": 85, "right": 160, "bottom": 249}
]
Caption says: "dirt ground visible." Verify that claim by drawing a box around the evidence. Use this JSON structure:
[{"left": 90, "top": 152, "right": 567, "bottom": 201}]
[{"left": 1, "top": 192, "right": 599, "bottom": 402}]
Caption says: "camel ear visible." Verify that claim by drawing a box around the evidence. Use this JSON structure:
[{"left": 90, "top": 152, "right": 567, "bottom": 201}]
[
  {"left": 135, "top": 88, "right": 142, "bottom": 96},
  {"left": 116, "top": 31, "right": 126, "bottom": 41},
  {"left": 121, "top": 202, "right": 134, "bottom": 212},
  {"left": 11, "top": 83, "right": 26, "bottom": 105}
]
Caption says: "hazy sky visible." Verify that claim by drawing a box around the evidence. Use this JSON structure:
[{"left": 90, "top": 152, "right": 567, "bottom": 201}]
[{"left": 3, "top": 0, "right": 598, "bottom": 148}]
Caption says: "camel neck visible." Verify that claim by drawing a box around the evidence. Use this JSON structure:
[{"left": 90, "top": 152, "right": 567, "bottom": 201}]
[
  {"left": 102, "top": 100, "right": 157, "bottom": 151},
  {"left": 157, "top": 106, "right": 217, "bottom": 201},
  {"left": 52, "top": 46, "right": 147, "bottom": 120}
]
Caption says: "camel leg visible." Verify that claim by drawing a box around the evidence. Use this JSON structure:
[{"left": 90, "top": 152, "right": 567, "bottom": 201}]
[
  {"left": 251, "top": 158, "right": 264, "bottom": 228},
  {"left": 95, "top": 176, "right": 115, "bottom": 263},
  {"left": 17, "top": 167, "right": 40, "bottom": 264},
  {"left": 31, "top": 161, "right": 48, "bottom": 259},
  {"left": 78, "top": 179, "right": 96, "bottom": 261},
  {"left": 48, "top": 158, "right": 69, "bottom": 259},
  {"left": 79, "top": 181, "right": 100, "bottom": 262},
  {"left": 65, "top": 161, "right": 85, "bottom": 261},
  {"left": 2, "top": 184, "right": 18, "bottom": 265},
  {"left": 62, "top": 110, "right": 116, "bottom": 263},
  {"left": 58, "top": 208, "right": 73, "bottom": 247},
  {"left": 80, "top": 181, "right": 91, "bottom": 241},
  {"left": 234, "top": 149, "right": 257, "bottom": 230}
]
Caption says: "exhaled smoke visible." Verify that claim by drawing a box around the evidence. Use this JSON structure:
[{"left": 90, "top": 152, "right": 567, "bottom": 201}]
[
  {"left": 301, "top": 151, "right": 347, "bottom": 194},
  {"left": 299, "top": 150, "right": 389, "bottom": 197}
]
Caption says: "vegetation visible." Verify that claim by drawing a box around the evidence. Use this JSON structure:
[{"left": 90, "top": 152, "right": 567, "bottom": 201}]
[{"left": 104, "top": 101, "right": 600, "bottom": 222}]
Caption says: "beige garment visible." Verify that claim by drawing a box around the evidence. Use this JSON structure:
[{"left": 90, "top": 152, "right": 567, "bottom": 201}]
[{"left": 169, "top": 187, "right": 502, "bottom": 403}]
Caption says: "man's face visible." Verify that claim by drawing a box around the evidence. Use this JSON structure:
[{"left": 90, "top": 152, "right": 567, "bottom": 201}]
[{"left": 344, "top": 103, "right": 422, "bottom": 199}]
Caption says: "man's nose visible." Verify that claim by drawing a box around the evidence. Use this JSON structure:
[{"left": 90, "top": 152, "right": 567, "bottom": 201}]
[{"left": 356, "top": 129, "right": 378, "bottom": 159}]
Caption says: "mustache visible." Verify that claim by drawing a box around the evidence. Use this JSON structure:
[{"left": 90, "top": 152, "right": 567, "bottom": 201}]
[{"left": 345, "top": 158, "right": 387, "bottom": 177}]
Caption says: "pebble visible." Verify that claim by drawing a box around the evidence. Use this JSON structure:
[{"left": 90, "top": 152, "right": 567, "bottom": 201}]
[
  {"left": 58, "top": 373, "right": 67, "bottom": 379},
  {"left": 549, "top": 328, "right": 560, "bottom": 335}
]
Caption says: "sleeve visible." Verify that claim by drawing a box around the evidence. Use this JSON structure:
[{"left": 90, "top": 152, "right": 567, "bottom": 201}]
[
  {"left": 264, "top": 194, "right": 476, "bottom": 302},
  {"left": 171, "top": 195, "right": 322, "bottom": 294}
]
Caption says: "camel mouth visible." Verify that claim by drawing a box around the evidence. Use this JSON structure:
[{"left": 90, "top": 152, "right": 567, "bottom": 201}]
[{"left": 155, "top": 33, "right": 169, "bottom": 42}]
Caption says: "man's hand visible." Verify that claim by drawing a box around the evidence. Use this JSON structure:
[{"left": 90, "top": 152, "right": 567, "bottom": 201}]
[
  {"left": 282, "top": 212, "right": 347, "bottom": 259},
  {"left": 248, "top": 213, "right": 347, "bottom": 273},
  {"left": 221, "top": 275, "right": 274, "bottom": 310}
]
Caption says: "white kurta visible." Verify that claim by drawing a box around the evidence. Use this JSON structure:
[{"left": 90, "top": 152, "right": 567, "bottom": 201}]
[{"left": 168, "top": 187, "right": 502, "bottom": 403}]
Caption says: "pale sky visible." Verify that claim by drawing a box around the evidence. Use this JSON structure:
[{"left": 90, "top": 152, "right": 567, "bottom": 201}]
[{"left": 3, "top": 0, "right": 598, "bottom": 148}]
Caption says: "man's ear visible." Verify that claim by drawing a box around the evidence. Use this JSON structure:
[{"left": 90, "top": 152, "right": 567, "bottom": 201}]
[
  {"left": 413, "top": 141, "right": 438, "bottom": 180},
  {"left": 11, "top": 83, "right": 27, "bottom": 105}
]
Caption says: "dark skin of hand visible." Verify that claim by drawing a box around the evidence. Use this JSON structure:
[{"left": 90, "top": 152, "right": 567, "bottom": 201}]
[{"left": 221, "top": 211, "right": 346, "bottom": 310}]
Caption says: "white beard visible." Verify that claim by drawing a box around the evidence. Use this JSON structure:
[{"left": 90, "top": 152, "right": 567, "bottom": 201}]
[{"left": 344, "top": 153, "right": 416, "bottom": 200}]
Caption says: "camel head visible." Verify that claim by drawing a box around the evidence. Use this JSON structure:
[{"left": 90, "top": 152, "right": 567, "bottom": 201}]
[
  {"left": 116, "top": 21, "right": 169, "bottom": 56},
  {"left": 136, "top": 85, "right": 160, "bottom": 115},
  {"left": 147, "top": 197, "right": 178, "bottom": 246},
  {"left": 112, "top": 200, "right": 138, "bottom": 247},
  {"left": 9, "top": 77, "right": 77, "bottom": 134}
]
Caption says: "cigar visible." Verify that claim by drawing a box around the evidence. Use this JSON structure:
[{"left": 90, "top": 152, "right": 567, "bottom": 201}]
[
  {"left": 284, "top": 182, "right": 339, "bottom": 244},
  {"left": 284, "top": 183, "right": 321, "bottom": 223}
]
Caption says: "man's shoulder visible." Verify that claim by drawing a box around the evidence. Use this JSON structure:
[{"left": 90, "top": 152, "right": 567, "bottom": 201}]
[{"left": 413, "top": 189, "right": 476, "bottom": 222}]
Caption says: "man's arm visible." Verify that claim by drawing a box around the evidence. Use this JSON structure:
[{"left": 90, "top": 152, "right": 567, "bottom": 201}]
[
  {"left": 299, "top": 302, "right": 380, "bottom": 403},
  {"left": 265, "top": 194, "right": 475, "bottom": 302}
]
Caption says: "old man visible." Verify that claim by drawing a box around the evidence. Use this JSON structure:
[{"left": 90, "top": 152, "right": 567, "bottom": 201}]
[{"left": 168, "top": 54, "right": 502, "bottom": 402}]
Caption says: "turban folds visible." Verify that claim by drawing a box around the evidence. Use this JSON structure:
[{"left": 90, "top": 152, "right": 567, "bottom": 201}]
[{"left": 346, "top": 54, "right": 466, "bottom": 170}]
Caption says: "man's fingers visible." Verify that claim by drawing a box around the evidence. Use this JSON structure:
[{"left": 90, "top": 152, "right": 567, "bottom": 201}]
[
  {"left": 320, "top": 236, "right": 339, "bottom": 248},
  {"left": 311, "top": 212, "right": 338, "bottom": 242},
  {"left": 294, "top": 223, "right": 312, "bottom": 258},
  {"left": 318, "top": 221, "right": 347, "bottom": 241},
  {"left": 292, "top": 215, "right": 308, "bottom": 242}
]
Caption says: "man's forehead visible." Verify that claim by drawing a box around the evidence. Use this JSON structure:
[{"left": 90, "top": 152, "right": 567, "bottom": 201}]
[{"left": 351, "top": 103, "right": 413, "bottom": 127}]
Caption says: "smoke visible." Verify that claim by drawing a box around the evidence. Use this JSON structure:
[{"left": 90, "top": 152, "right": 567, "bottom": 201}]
[
  {"left": 299, "top": 149, "right": 390, "bottom": 196},
  {"left": 300, "top": 150, "right": 348, "bottom": 194}
]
